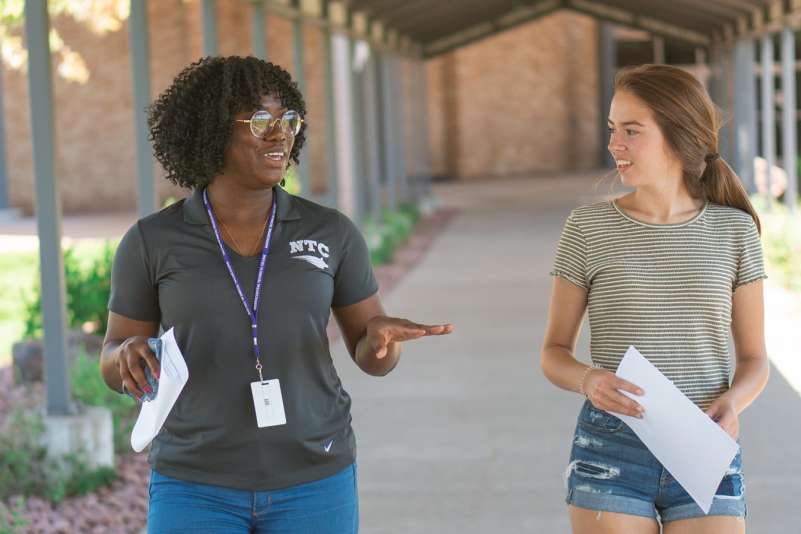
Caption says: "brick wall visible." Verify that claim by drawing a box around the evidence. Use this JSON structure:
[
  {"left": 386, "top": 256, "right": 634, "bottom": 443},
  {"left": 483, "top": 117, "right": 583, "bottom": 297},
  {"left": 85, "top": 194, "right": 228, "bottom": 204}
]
[
  {"left": 426, "top": 10, "right": 600, "bottom": 180},
  {"left": 1, "top": 0, "right": 329, "bottom": 214},
  {"left": 2, "top": 5, "right": 600, "bottom": 213}
]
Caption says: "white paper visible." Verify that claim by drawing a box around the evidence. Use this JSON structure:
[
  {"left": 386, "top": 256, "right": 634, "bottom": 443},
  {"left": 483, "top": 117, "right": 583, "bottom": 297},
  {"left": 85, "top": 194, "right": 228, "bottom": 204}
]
[
  {"left": 130, "top": 328, "right": 189, "bottom": 452},
  {"left": 614, "top": 346, "right": 739, "bottom": 514}
]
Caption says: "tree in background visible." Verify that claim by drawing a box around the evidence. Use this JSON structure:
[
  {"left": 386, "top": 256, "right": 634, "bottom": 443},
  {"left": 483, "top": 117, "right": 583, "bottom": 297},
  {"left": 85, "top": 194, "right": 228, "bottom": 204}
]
[{"left": 0, "top": 0, "right": 129, "bottom": 84}]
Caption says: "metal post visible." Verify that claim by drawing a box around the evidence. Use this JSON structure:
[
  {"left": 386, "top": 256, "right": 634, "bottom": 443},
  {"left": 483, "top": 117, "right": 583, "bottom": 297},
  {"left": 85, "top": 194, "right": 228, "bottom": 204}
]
[
  {"left": 653, "top": 36, "right": 665, "bottom": 64},
  {"left": 598, "top": 22, "right": 616, "bottom": 168},
  {"left": 782, "top": 27, "right": 798, "bottom": 213},
  {"left": 322, "top": 26, "right": 338, "bottom": 208},
  {"left": 129, "top": 0, "right": 156, "bottom": 217},
  {"left": 251, "top": 1, "right": 267, "bottom": 60},
  {"left": 24, "top": 0, "right": 74, "bottom": 416},
  {"left": 393, "top": 56, "right": 408, "bottom": 204},
  {"left": 202, "top": 0, "right": 218, "bottom": 56},
  {"left": 717, "top": 47, "right": 733, "bottom": 162},
  {"left": 0, "top": 60, "right": 9, "bottom": 211},
  {"left": 380, "top": 52, "right": 398, "bottom": 211},
  {"left": 761, "top": 34, "right": 775, "bottom": 211},
  {"left": 292, "top": 16, "right": 310, "bottom": 197},
  {"left": 332, "top": 32, "right": 358, "bottom": 218},
  {"left": 349, "top": 40, "right": 367, "bottom": 220},
  {"left": 733, "top": 39, "right": 757, "bottom": 192},
  {"left": 362, "top": 45, "right": 382, "bottom": 220},
  {"left": 418, "top": 59, "right": 434, "bottom": 203}
]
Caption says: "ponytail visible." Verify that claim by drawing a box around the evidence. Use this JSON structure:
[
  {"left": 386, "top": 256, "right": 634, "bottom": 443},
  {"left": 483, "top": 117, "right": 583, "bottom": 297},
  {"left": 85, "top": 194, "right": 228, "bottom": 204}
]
[{"left": 700, "top": 155, "right": 762, "bottom": 234}]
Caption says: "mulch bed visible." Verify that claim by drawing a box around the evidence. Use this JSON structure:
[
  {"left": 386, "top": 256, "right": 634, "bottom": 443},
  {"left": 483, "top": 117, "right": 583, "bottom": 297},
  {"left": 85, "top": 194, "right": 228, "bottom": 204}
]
[{"left": 0, "top": 207, "right": 456, "bottom": 534}]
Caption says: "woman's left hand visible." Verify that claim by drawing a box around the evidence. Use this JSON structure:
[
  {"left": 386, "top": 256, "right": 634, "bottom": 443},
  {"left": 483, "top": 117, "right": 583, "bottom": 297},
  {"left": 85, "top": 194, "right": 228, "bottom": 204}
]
[
  {"left": 366, "top": 316, "right": 454, "bottom": 359},
  {"left": 705, "top": 395, "right": 740, "bottom": 439}
]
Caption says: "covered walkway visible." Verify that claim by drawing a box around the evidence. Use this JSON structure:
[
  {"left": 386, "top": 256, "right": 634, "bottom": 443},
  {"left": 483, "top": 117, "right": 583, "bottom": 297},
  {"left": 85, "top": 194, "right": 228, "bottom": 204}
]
[{"left": 330, "top": 173, "right": 801, "bottom": 533}]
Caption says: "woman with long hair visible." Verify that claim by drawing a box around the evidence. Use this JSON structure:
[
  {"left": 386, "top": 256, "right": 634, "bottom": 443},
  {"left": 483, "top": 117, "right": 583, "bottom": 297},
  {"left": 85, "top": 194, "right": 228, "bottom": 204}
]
[{"left": 541, "top": 64, "right": 768, "bottom": 533}]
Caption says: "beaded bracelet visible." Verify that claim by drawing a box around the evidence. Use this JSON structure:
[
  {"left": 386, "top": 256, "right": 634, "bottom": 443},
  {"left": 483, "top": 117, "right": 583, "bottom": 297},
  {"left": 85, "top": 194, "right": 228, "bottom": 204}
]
[{"left": 578, "top": 365, "right": 594, "bottom": 398}]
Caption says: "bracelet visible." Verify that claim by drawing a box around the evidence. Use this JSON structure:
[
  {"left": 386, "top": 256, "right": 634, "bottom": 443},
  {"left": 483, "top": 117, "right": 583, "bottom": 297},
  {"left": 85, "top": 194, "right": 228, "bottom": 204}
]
[{"left": 578, "top": 366, "right": 593, "bottom": 398}]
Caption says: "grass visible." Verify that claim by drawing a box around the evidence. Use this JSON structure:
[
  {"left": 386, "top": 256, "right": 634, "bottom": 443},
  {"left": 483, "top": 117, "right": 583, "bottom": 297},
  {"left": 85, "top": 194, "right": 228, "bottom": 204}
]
[
  {"left": 0, "top": 240, "right": 112, "bottom": 367},
  {"left": 0, "top": 252, "right": 37, "bottom": 367},
  {"left": 752, "top": 196, "right": 801, "bottom": 292}
]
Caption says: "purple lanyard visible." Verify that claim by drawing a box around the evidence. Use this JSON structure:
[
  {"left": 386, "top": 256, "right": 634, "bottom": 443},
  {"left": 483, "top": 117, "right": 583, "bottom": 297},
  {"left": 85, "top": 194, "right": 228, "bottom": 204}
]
[{"left": 202, "top": 188, "right": 277, "bottom": 382}]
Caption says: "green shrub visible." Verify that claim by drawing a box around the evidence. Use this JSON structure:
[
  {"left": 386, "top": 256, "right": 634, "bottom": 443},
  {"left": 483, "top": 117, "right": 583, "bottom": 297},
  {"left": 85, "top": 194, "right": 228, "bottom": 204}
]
[
  {"left": 362, "top": 218, "right": 396, "bottom": 266},
  {"left": 284, "top": 166, "right": 302, "bottom": 195},
  {"left": 21, "top": 242, "right": 116, "bottom": 340},
  {"left": 70, "top": 349, "right": 138, "bottom": 453},
  {"left": 362, "top": 206, "right": 423, "bottom": 266},
  {"left": 762, "top": 217, "right": 801, "bottom": 291},
  {"left": 0, "top": 406, "right": 117, "bottom": 504},
  {"left": 0, "top": 497, "right": 29, "bottom": 534},
  {"left": 0, "top": 408, "right": 48, "bottom": 500}
]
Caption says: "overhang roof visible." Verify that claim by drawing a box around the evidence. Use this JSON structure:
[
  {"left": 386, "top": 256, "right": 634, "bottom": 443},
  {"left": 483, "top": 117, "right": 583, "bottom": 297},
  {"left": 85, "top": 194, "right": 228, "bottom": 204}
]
[{"left": 338, "top": 0, "right": 797, "bottom": 57}]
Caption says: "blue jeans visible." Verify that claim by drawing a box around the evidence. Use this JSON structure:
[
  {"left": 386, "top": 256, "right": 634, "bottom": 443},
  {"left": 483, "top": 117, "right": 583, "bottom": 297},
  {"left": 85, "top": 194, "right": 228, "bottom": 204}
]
[
  {"left": 565, "top": 401, "right": 746, "bottom": 523},
  {"left": 147, "top": 464, "right": 358, "bottom": 533}
]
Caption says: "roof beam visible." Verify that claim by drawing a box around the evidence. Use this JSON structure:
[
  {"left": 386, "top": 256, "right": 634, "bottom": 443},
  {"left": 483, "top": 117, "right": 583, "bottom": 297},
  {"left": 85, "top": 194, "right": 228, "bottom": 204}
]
[
  {"left": 423, "top": 0, "right": 563, "bottom": 57},
  {"left": 565, "top": 0, "right": 711, "bottom": 45}
]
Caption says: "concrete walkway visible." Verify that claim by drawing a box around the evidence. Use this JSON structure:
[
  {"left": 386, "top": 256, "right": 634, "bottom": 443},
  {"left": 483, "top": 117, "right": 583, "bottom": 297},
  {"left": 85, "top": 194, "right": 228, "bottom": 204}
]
[{"left": 331, "top": 173, "right": 801, "bottom": 533}]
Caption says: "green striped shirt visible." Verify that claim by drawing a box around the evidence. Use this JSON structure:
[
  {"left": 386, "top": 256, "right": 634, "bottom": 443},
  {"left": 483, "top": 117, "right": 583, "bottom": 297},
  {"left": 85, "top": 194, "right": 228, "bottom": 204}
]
[{"left": 551, "top": 200, "right": 766, "bottom": 408}]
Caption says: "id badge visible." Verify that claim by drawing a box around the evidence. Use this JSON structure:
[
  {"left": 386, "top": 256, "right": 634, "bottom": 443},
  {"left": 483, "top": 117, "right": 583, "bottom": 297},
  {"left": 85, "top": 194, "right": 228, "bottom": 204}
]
[{"left": 250, "top": 379, "right": 287, "bottom": 428}]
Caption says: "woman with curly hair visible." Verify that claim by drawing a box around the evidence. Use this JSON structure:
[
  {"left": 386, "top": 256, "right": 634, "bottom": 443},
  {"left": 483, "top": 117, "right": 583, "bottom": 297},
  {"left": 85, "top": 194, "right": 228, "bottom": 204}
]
[
  {"left": 100, "top": 56, "right": 452, "bottom": 533},
  {"left": 541, "top": 64, "right": 768, "bottom": 533}
]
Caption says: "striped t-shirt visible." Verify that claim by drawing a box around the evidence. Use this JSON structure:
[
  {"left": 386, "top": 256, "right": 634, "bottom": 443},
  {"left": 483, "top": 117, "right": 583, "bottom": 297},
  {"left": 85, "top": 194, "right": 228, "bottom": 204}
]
[{"left": 551, "top": 200, "right": 766, "bottom": 408}]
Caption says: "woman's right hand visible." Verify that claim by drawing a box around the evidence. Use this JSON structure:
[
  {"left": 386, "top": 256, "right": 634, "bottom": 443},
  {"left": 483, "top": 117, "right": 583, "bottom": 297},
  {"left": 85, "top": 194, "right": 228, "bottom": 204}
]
[
  {"left": 117, "top": 336, "right": 160, "bottom": 400},
  {"left": 583, "top": 368, "right": 645, "bottom": 418}
]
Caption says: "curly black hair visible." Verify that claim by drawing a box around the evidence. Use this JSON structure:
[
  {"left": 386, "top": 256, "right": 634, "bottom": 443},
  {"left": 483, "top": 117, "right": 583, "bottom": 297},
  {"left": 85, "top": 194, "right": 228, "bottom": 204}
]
[{"left": 148, "top": 56, "right": 307, "bottom": 189}]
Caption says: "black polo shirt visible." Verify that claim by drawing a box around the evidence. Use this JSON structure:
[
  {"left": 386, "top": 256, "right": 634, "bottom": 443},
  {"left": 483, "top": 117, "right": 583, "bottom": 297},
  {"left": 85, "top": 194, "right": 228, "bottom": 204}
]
[{"left": 108, "top": 186, "right": 378, "bottom": 490}]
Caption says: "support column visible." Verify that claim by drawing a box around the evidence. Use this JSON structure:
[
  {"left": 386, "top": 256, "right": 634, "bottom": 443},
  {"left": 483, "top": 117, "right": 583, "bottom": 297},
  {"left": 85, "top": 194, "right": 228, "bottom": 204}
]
[
  {"left": 322, "top": 26, "right": 338, "bottom": 208},
  {"left": 292, "top": 17, "right": 311, "bottom": 196},
  {"left": 361, "top": 44, "right": 382, "bottom": 221},
  {"left": 0, "top": 60, "right": 10, "bottom": 212},
  {"left": 129, "top": 0, "right": 156, "bottom": 217},
  {"left": 782, "top": 27, "right": 798, "bottom": 213},
  {"left": 761, "top": 34, "right": 775, "bottom": 211},
  {"left": 332, "top": 32, "right": 358, "bottom": 218},
  {"left": 718, "top": 46, "right": 734, "bottom": 162},
  {"left": 24, "top": 0, "right": 73, "bottom": 415},
  {"left": 392, "top": 56, "right": 408, "bottom": 204},
  {"left": 598, "top": 22, "right": 616, "bottom": 168},
  {"left": 202, "top": 0, "right": 218, "bottom": 56},
  {"left": 653, "top": 36, "right": 665, "bottom": 64},
  {"left": 733, "top": 39, "right": 757, "bottom": 192},
  {"left": 380, "top": 52, "right": 398, "bottom": 211},
  {"left": 251, "top": 1, "right": 267, "bottom": 60},
  {"left": 418, "top": 58, "right": 435, "bottom": 211}
]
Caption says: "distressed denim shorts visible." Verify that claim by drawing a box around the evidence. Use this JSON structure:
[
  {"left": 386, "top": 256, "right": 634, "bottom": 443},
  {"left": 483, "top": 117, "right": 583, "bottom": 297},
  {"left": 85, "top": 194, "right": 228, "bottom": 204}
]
[{"left": 565, "top": 400, "right": 746, "bottom": 523}]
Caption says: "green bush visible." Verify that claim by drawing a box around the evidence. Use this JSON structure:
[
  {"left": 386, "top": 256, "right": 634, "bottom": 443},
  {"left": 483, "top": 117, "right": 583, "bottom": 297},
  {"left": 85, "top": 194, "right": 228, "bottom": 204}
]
[
  {"left": 70, "top": 349, "right": 138, "bottom": 453},
  {"left": 0, "top": 407, "right": 116, "bottom": 504},
  {"left": 762, "top": 217, "right": 801, "bottom": 292},
  {"left": 283, "top": 166, "right": 302, "bottom": 195},
  {"left": 0, "top": 497, "right": 29, "bottom": 533},
  {"left": 751, "top": 195, "right": 801, "bottom": 291},
  {"left": 362, "top": 218, "right": 395, "bottom": 266},
  {"left": 21, "top": 242, "right": 116, "bottom": 340},
  {"left": 362, "top": 206, "right": 422, "bottom": 266}
]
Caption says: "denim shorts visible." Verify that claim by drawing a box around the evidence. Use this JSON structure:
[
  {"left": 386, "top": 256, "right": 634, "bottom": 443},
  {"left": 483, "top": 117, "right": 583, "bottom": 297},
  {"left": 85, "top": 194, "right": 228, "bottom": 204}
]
[
  {"left": 565, "top": 401, "right": 746, "bottom": 523},
  {"left": 148, "top": 463, "right": 358, "bottom": 533}
]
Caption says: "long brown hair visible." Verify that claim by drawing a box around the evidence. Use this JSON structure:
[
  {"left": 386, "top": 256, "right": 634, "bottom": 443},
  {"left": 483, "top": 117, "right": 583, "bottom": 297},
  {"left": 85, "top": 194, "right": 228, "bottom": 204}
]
[{"left": 614, "top": 64, "right": 761, "bottom": 233}]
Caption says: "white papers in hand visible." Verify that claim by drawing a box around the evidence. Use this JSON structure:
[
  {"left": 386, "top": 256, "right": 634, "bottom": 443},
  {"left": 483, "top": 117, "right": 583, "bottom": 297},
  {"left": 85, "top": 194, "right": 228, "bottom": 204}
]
[
  {"left": 614, "top": 346, "right": 739, "bottom": 514},
  {"left": 130, "top": 328, "right": 188, "bottom": 452}
]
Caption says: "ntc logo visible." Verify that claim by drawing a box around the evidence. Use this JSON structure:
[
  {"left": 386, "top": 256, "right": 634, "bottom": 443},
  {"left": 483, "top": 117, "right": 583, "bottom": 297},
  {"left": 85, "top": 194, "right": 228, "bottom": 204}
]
[{"left": 289, "top": 240, "right": 330, "bottom": 270}]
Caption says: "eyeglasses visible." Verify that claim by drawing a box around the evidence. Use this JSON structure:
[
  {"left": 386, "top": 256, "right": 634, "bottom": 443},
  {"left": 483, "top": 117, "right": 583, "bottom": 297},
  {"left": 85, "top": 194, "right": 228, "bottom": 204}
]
[{"left": 235, "top": 110, "right": 303, "bottom": 138}]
